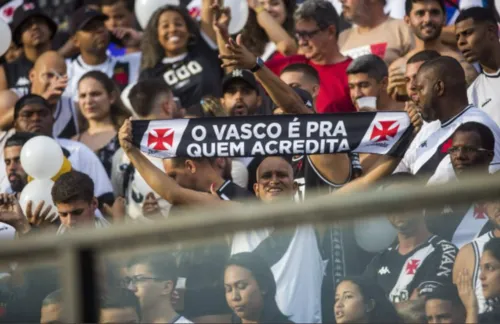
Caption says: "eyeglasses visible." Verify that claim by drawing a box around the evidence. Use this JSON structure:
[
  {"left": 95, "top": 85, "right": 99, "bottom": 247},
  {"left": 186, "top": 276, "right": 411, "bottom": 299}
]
[
  {"left": 295, "top": 28, "right": 325, "bottom": 40},
  {"left": 121, "top": 276, "right": 162, "bottom": 286},
  {"left": 448, "top": 146, "right": 492, "bottom": 155}
]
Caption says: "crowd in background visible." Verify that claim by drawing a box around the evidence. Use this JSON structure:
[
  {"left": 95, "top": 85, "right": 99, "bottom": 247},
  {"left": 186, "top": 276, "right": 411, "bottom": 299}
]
[{"left": 0, "top": 0, "right": 499, "bottom": 323}]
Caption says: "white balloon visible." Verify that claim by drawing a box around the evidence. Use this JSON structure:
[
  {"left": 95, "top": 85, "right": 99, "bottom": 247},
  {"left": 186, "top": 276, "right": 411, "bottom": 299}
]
[
  {"left": 354, "top": 217, "right": 397, "bottom": 252},
  {"left": 0, "top": 18, "right": 12, "bottom": 57},
  {"left": 20, "top": 136, "right": 64, "bottom": 180},
  {"left": 19, "top": 179, "right": 57, "bottom": 219},
  {"left": 227, "top": 0, "right": 249, "bottom": 35},
  {"left": 135, "top": 0, "right": 180, "bottom": 30}
]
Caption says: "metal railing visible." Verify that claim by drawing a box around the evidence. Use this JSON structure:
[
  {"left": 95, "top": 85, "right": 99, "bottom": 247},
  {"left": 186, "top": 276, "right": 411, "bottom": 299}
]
[{"left": 1, "top": 172, "right": 499, "bottom": 322}]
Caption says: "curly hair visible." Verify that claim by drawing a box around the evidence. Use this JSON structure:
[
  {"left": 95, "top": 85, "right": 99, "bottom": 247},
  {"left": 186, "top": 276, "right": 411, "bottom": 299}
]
[
  {"left": 241, "top": 0, "right": 296, "bottom": 57},
  {"left": 77, "top": 71, "right": 131, "bottom": 132},
  {"left": 140, "top": 5, "right": 200, "bottom": 71}
]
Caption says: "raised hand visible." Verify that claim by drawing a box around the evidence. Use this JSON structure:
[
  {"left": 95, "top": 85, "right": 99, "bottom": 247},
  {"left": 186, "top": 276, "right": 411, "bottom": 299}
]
[
  {"left": 405, "top": 101, "right": 423, "bottom": 136},
  {"left": 0, "top": 194, "right": 30, "bottom": 234},
  {"left": 118, "top": 118, "right": 135, "bottom": 154},
  {"left": 219, "top": 34, "right": 257, "bottom": 70},
  {"left": 25, "top": 200, "right": 58, "bottom": 229},
  {"left": 457, "top": 269, "right": 478, "bottom": 322},
  {"left": 111, "top": 27, "right": 142, "bottom": 48},
  {"left": 387, "top": 65, "right": 409, "bottom": 102},
  {"left": 41, "top": 74, "right": 68, "bottom": 105},
  {"left": 212, "top": 0, "right": 231, "bottom": 41}
]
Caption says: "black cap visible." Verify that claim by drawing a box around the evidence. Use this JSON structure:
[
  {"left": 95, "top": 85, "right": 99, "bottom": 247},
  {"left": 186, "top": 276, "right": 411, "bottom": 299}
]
[
  {"left": 14, "top": 94, "right": 51, "bottom": 120},
  {"left": 272, "top": 87, "right": 314, "bottom": 111},
  {"left": 69, "top": 7, "right": 108, "bottom": 35},
  {"left": 11, "top": 2, "right": 57, "bottom": 46},
  {"left": 222, "top": 69, "right": 258, "bottom": 93}
]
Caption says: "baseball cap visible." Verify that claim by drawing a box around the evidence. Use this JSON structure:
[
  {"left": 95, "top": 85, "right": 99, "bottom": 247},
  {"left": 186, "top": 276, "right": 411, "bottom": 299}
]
[
  {"left": 272, "top": 87, "right": 314, "bottom": 111},
  {"left": 11, "top": 2, "right": 57, "bottom": 46},
  {"left": 14, "top": 94, "right": 51, "bottom": 120},
  {"left": 69, "top": 7, "right": 108, "bottom": 35},
  {"left": 222, "top": 69, "right": 258, "bottom": 93}
]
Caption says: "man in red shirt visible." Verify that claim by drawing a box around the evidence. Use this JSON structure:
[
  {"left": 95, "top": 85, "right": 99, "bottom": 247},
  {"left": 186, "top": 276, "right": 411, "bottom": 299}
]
[{"left": 265, "top": 0, "right": 356, "bottom": 114}]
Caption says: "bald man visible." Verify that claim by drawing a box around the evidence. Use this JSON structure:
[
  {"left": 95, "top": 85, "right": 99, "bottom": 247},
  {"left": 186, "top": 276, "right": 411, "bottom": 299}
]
[
  {"left": 0, "top": 51, "right": 78, "bottom": 139},
  {"left": 395, "top": 56, "right": 500, "bottom": 184}
]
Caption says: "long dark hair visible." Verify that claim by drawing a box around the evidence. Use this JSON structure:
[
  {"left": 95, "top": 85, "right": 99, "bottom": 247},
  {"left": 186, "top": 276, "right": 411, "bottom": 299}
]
[
  {"left": 225, "top": 252, "right": 290, "bottom": 323},
  {"left": 241, "top": 0, "right": 296, "bottom": 57},
  {"left": 77, "top": 71, "right": 131, "bottom": 132},
  {"left": 140, "top": 5, "right": 200, "bottom": 71},
  {"left": 338, "top": 276, "right": 402, "bottom": 323}
]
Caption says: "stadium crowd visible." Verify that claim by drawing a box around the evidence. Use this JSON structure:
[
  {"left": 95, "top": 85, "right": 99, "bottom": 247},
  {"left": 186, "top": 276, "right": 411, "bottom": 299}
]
[{"left": 0, "top": 0, "right": 499, "bottom": 323}]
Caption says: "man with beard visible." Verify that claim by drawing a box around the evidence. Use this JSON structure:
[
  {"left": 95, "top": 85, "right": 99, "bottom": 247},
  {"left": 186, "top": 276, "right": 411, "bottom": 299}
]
[
  {"left": 338, "top": 0, "right": 414, "bottom": 65},
  {"left": 364, "top": 173, "right": 458, "bottom": 305},
  {"left": 456, "top": 7, "right": 500, "bottom": 126},
  {"left": 2, "top": 132, "right": 35, "bottom": 194},
  {"left": 454, "top": 196, "right": 500, "bottom": 315},
  {"left": 220, "top": 69, "right": 263, "bottom": 117},
  {"left": 9, "top": 94, "right": 114, "bottom": 207},
  {"left": 388, "top": 0, "right": 477, "bottom": 102},
  {"left": 394, "top": 56, "right": 500, "bottom": 184},
  {"left": 66, "top": 7, "right": 140, "bottom": 101},
  {"left": 426, "top": 122, "right": 495, "bottom": 248}
]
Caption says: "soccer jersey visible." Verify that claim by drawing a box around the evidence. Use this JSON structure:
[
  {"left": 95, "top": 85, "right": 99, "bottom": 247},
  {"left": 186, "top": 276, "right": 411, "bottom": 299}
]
[
  {"left": 395, "top": 105, "right": 500, "bottom": 183},
  {"left": 426, "top": 202, "right": 492, "bottom": 249},
  {"left": 471, "top": 231, "right": 496, "bottom": 314},
  {"left": 467, "top": 69, "right": 500, "bottom": 126},
  {"left": 3, "top": 55, "right": 33, "bottom": 94},
  {"left": 364, "top": 235, "right": 458, "bottom": 303},
  {"left": 216, "top": 179, "right": 253, "bottom": 201},
  {"left": 66, "top": 53, "right": 140, "bottom": 102},
  {"left": 139, "top": 33, "right": 222, "bottom": 109},
  {"left": 338, "top": 18, "right": 414, "bottom": 66}
]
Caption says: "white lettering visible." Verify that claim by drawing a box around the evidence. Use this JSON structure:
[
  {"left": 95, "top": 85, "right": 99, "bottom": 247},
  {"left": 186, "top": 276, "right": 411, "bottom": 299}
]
[
  {"left": 338, "top": 138, "right": 350, "bottom": 151},
  {"left": 187, "top": 144, "right": 201, "bottom": 157},
  {"left": 267, "top": 123, "right": 282, "bottom": 139},
  {"left": 306, "top": 140, "right": 319, "bottom": 154},
  {"left": 251, "top": 142, "right": 265, "bottom": 155},
  {"left": 187, "top": 61, "right": 203, "bottom": 74},
  {"left": 319, "top": 121, "right": 333, "bottom": 137},
  {"left": 306, "top": 122, "right": 319, "bottom": 137},
  {"left": 241, "top": 124, "right": 252, "bottom": 140},
  {"left": 226, "top": 124, "right": 240, "bottom": 140},
  {"left": 253, "top": 123, "right": 266, "bottom": 139},
  {"left": 289, "top": 119, "right": 300, "bottom": 138},
  {"left": 192, "top": 126, "right": 206, "bottom": 141},
  {"left": 213, "top": 125, "right": 227, "bottom": 141},
  {"left": 265, "top": 141, "right": 278, "bottom": 154},
  {"left": 333, "top": 121, "right": 347, "bottom": 137},
  {"left": 177, "top": 65, "right": 190, "bottom": 80}
]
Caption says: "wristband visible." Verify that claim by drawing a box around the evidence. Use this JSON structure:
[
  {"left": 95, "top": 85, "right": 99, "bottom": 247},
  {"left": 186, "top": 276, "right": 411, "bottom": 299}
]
[{"left": 250, "top": 57, "right": 264, "bottom": 73}]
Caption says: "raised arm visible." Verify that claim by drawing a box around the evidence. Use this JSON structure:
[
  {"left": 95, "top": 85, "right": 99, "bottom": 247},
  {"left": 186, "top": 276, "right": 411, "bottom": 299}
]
[
  {"left": 200, "top": 0, "right": 218, "bottom": 44},
  {"left": 247, "top": 0, "right": 297, "bottom": 56},
  {"left": 220, "top": 35, "right": 311, "bottom": 115},
  {"left": 118, "top": 119, "right": 222, "bottom": 206}
]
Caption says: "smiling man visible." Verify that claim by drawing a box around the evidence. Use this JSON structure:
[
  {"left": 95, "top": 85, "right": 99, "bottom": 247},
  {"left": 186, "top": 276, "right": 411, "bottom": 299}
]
[{"left": 456, "top": 7, "right": 500, "bottom": 126}]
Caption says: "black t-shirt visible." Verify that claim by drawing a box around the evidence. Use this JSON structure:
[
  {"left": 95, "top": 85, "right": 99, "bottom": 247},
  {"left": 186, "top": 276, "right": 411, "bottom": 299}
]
[
  {"left": 216, "top": 180, "right": 253, "bottom": 201},
  {"left": 3, "top": 55, "right": 33, "bottom": 94},
  {"left": 363, "top": 235, "right": 458, "bottom": 303},
  {"left": 139, "top": 36, "right": 223, "bottom": 109}
]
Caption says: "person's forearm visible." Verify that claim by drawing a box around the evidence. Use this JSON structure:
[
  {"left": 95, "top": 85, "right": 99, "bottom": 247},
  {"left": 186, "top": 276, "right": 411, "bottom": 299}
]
[
  {"left": 440, "top": 25, "right": 458, "bottom": 48},
  {"left": 255, "top": 66, "right": 311, "bottom": 114},
  {"left": 200, "top": 0, "right": 217, "bottom": 44},
  {"left": 255, "top": 10, "right": 297, "bottom": 56},
  {"left": 0, "top": 108, "right": 13, "bottom": 130},
  {"left": 337, "top": 156, "right": 401, "bottom": 194},
  {"left": 216, "top": 30, "right": 234, "bottom": 73},
  {"left": 465, "top": 307, "right": 478, "bottom": 324},
  {"left": 126, "top": 148, "right": 181, "bottom": 204}
]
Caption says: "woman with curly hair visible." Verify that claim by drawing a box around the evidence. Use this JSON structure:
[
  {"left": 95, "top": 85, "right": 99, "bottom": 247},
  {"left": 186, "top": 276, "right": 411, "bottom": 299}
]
[
  {"left": 241, "top": 0, "right": 298, "bottom": 62},
  {"left": 139, "top": 4, "right": 223, "bottom": 109}
]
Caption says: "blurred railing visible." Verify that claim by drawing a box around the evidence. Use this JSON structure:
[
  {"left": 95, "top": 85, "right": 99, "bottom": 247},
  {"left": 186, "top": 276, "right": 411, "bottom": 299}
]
[{"left": 0, "top": 172, "right": 499, "bottom": 322}]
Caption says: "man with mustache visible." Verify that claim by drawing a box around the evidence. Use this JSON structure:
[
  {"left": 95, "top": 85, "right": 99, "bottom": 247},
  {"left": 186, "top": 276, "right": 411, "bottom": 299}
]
[
  {"left": 2, "top": 132, "right": 35, "bottom": 194},
  {"left": 456, "top": 7, "right": 500, "bottom": 126},
  {"left": 338, "top": 0, "right": 414, "bottom": 66},
  {"left": 388, "top": 0, "right": 477, "bottom": 102}
]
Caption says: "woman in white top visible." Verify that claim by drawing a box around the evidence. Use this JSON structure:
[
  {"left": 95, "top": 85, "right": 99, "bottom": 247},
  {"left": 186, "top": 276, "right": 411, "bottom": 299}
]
[{"left": 74, "top": 71, "right": 130, "bottom": 176}]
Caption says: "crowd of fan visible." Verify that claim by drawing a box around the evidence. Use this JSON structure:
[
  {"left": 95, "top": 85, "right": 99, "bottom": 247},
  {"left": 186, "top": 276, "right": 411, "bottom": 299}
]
[{"left": 0, "top": 0, "right": 499, "bottom": 323}]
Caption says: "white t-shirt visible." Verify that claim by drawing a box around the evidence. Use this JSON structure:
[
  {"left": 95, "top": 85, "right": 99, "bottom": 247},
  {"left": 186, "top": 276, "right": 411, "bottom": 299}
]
[
  {"left": 231, "top": 225, "right": 324, "bottom": 323},
  {"left": 111, "top": 148, "right": 171, "bottom": 219},
  {"left": 66, "top": 53, "right": 141, "bottom": 102},
  {"left": 467, "top": 69, "right": 500, "bottom": 126},
  {"left": 395, "top": 105, "right": 500, "bottom": 184},
  {"left": 56, "top": 138, "right": 113, "bottom": 198}
]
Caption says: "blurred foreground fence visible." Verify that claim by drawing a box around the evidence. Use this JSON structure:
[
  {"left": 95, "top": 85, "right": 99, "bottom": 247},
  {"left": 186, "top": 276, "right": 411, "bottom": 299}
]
[{"left": 1, "top": 172, "right": 500, "bottom": 322}]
